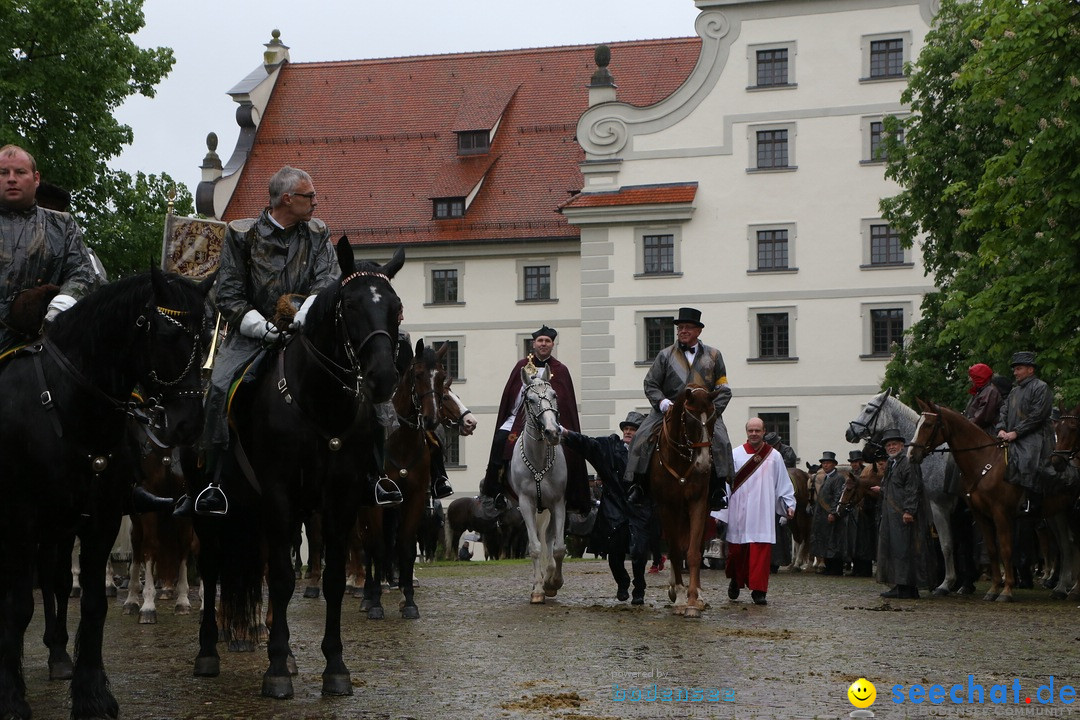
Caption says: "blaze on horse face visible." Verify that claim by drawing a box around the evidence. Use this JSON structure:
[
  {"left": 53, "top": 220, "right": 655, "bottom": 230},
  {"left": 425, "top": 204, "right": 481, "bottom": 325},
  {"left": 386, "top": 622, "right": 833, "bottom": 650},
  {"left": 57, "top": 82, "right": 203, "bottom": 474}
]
[{"left": 334, "top": 240, "right": 404, "bottom": 405}]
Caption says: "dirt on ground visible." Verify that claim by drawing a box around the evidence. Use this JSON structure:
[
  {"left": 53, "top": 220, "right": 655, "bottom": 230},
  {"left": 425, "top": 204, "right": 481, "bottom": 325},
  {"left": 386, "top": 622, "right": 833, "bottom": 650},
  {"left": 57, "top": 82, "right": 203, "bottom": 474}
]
[{"left": 20, "top": 558, "right": 1080, "bottom": 719}]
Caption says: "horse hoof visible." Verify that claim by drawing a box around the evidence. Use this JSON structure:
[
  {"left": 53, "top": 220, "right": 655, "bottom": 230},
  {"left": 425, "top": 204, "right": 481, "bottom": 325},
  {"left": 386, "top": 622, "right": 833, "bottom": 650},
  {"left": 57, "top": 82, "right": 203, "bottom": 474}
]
[
  {"left": 1049, "top": 590, "right": 1068, "bottom": 600},
  {"left": 673, "top": 605, "right": 686, "bottom": 616},
  {"left": 228, "top": 639, "right": 255, "bottom": 653},
  {"left": 668, "top": 587, "right": 677, "bottom": 603},
  {"left": 261, "top": 674, "right": 294, "bottom": 700},
  {"left": 982, "top": 592, "right": 999, "bottom": 602},
  {"left": 995, "top": 594, "right": 1014, "bottom": 603},
  {"left": 49, "top": 659, "right": 74, "bottom": 681},
  {"left": 105, "top": 585, "right": 117, "bottom": 598},
  {"left": 286, "top": 655, "right": 298, "bottom": 676},
  {"left": 303, "top": 586, "right": 320, "bottom": 599},
  {"left": 685, "top": 606, "right": 702, "bottom": 619},
  {"left": 322, "top": 673, "right": 353, "bottom": 696},
  {"left": 530, "top": 593, "right": 545, "bottom": 604},
  {"left": 366, "top": 606, "right": 385, "bottom": 620},
  {"left": 932, "top": 588, "right": 949, "bottom": 597},
  {"left": 122, "top": 603, "right": 138, "bottom": 616},
  {"left": 175, "top": 604, "right": 190, "bottom": 615},
  {"left": 359, "top": 598, "right": 373, "bottom": 611},
  {"left": 957, "top": 584, "right": 976, "bottom": 595},
  {"left": 194, "top": 656, "right": 220, "bottom": 677},
  {"left": 401, "top": 605, "right": 420, "bottom": 620},
  {"left": 139, "top": 610, "right": 157, "bottom": 624},
  {"left": 158, "top": 588, "right": 175, "bottom": 601},
  {"left": 544, "top": 588, "right": 558, "bottom": 597}
]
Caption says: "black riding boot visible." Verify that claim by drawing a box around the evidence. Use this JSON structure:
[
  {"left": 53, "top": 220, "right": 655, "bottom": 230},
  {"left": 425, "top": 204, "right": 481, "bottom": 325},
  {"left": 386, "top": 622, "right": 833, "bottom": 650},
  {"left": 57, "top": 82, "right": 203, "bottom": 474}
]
[
  {"left": 708, "top": 469, "right": 728, "bottom": 511},
  {"left": 427, "top": 432, "right": 453, "bottom": 499},
  {"left": 480, "top": 430, "right": 510, "bottom": 509},
  {"left": 191, "top": 446, "right": 230, "bottom": 516},
  {"left": 129, "top": 484, "right": 175, "bottom": 514},
  {"left": 626, "top": 473, "right": 648, "bottom": 506},
  {"left": 1021, "top": 489, "right": 1043, "bottom": 517}
]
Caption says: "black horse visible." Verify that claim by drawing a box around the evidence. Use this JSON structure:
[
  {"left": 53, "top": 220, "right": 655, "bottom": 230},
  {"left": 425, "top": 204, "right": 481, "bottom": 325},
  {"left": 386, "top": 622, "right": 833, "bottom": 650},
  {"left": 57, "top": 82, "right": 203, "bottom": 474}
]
[
  {"left": 189, "top": 240, "right": 404, "bottom": 700},
  {"left": 0, "top": 268, "right": 212, "bottom": 720}
]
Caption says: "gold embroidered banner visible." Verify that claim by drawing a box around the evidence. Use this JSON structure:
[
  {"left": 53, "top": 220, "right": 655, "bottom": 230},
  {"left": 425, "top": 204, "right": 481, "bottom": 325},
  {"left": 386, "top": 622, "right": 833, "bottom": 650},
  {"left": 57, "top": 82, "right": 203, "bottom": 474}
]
[{"left": 161, "top": 215, "right": 225, "bottom": 279}]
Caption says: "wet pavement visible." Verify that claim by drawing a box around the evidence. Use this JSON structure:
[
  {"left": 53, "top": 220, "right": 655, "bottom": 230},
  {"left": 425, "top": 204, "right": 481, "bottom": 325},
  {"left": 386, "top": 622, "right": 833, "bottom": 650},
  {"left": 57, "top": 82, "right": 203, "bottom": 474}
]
[{"left": 20, "top": 559, "right": 1080, "bottom": 719}]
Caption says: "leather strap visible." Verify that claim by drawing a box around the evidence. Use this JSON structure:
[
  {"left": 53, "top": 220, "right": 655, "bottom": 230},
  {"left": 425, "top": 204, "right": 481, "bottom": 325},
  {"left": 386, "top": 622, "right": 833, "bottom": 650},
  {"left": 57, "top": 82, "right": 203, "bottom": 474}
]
[{"left": 731, "top": 443, "right": 773, "bottom": 495}]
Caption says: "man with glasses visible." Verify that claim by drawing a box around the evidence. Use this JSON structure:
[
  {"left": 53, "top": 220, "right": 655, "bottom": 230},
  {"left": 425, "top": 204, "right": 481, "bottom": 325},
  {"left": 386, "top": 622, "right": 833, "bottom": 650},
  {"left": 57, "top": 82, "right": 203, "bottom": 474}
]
[
  {"left": 181, "top": 166, "right": 399, "bottom": 514},
  {"left": 624, "top": 307, "right": 734, "bottom": 512}
]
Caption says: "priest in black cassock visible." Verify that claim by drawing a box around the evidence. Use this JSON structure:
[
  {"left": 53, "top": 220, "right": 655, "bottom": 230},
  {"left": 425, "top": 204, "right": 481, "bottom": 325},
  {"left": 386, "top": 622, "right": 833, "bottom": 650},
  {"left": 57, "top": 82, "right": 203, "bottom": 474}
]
[{"left": 479, "top": 325, "right": 590, "bottom": 513}]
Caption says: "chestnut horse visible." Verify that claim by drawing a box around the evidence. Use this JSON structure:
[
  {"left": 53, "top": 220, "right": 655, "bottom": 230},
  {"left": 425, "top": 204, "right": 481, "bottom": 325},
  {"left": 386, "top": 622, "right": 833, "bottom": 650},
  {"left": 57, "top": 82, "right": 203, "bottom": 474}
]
[
  {"left": 647, "top": 384, "right": 720, "bottom": 618},
  {"left": 1049, "top": 404, "right": 1080, "bottom": 600},
  {"left": 909, "top": 400, "right": 1077, "bottom": 601}
]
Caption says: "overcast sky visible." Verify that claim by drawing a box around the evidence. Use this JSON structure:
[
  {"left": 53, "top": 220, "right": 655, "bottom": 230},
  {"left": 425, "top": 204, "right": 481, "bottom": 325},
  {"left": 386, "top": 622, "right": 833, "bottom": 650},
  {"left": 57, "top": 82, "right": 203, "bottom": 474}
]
[{"left": 112, "top": 0, "right": 701, "bottom": 197}]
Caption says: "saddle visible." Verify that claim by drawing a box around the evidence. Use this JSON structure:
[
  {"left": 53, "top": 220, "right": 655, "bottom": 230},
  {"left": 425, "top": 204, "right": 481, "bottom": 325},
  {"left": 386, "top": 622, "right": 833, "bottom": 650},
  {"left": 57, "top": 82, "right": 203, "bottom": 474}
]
[{"left": 3, "top": 283, "right": 59, "bottom": 336}]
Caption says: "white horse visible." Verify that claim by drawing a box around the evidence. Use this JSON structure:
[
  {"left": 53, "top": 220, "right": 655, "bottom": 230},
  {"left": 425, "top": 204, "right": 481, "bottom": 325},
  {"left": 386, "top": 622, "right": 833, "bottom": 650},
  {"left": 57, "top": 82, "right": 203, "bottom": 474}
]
[
  {"left": 845, "top": 389, "right": 970, "bottom": 597},
  {"left": 507, "top": 366, "right": 567, "bottom": 604}
]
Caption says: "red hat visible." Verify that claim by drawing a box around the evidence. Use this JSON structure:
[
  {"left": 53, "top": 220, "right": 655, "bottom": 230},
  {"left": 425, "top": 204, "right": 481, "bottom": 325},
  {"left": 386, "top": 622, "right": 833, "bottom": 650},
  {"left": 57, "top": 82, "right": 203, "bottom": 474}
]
[{"left": 968, "top": 363, "right": 993, "bottom": 394}]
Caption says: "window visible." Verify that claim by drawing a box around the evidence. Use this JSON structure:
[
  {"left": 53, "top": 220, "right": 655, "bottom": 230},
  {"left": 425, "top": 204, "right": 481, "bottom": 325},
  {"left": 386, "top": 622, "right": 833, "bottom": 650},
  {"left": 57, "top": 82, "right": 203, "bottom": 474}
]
[
  {"left": 759, "top": 412, "right": 792, "bottom": 448},
  {"left": 861, "top": 33, "right": 911, "bottom": 82},
  {"left": 433, "top": 198, "right": 465, "bottom": 219},
  {"left": 757, "top": 129, "right": 788, "bottom": 169},
  {"left": 747, "top": 41, "right": 796, "bottom": 89},
  {"left": 431, "top": 339, "right": 460, "bottom": 380},
  {"left": 757, "top": 313, "right": 790, "bottom": 359},
  {"left": 457, "top": 130, "right": 490, "bottom": 155},
  {"left": 863, "top": 116, "right": 905, "bottom": 163},
  {"left": 861, "top": 219, "right": 911, "bottom": 268},
  {"left": 523, "top": 265, "right": 551, "bottom": 301},
  {"left": 431, "top": 269, "right": 458, "bottom": 304},
  {"left": 748, "top": 123, "right": 796, "bottom": 172},
  {"left": 643, "top": 234, "right": 674, "bottom": 274},
  {"left": 757, "top": 229, "right": 789, "bottom": 270},
  {"left": 749, "top": 306, "right": 797, "bottom": 361},
  {"left": 516, "top": 259, "right": 557, "bottom": 303},
  {"left": 444, "top": 433, "right": 461, "bottom": 466},
  {"left": 870, "top": 224, "right": 903, "bottom": 265},
  {"left": 645, "top": 316, "right": 675, "bottom": 362},
  {"left": 871, "top": 308, "right": 904, "bottom": 355}
]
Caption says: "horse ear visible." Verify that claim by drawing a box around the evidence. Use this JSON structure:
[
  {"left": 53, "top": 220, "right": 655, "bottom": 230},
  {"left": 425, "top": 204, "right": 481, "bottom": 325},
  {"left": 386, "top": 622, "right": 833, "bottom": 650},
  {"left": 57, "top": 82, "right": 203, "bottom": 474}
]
[
  {"left": 150, "top": 264, "right": 168, "bottom": 297},
  {"left": 915, "top": 397, "right": 927, "bottom": 412},
  {"left": 198, "top": 269, "right": 219, "bottom": 299},
  {"left": 335, "top": 236, "right": 354, "bottom": 275},
  {"left": 380, "top": 247, "right": 406, "bottom": 279},
  {"left": 414, "top": 337, "right": 424, "bottom": 357},
  {"left": 434, "top": 341, "right": 449, "bottom": 361},
  {"left": 884, "top": 387, "right": 894, "bottom": 399},
  {"left": 521, "top": 366, "right": 532, "bottom": 386}
]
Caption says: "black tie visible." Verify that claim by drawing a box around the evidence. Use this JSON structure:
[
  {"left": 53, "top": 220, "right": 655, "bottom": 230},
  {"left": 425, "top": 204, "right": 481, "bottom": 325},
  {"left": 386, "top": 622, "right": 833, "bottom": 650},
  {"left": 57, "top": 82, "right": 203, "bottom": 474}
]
[{"left": 679, "top": 344, "right": 696, "bottom": 354}]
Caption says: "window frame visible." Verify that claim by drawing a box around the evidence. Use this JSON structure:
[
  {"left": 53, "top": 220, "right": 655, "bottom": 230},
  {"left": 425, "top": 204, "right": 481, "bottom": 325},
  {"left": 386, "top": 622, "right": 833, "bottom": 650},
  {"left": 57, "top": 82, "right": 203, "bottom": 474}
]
[
  {"left": 430, "top": 337, "right": 464, "bottom": 382},
  {"left": 747, "top": 122, "right": 797, "bottom": 173},
  {"left": 636, "top": 312, "right": 676, "bottom": 365},
  {"left": 860, "top": 32, "right": 912, "bottom": 83},
  {"left": 747, "top": 222, "right": 797, "bottom": 273},
  {"left": 747, "top": 41, "right": 797, "bottom": 90},
  {"left": 749, "top": 406, "right": 799, "bottom": 459},
  {"left": 860, "top": 301, "right": 911, "bottom": 359},
  {"left": 457, "top": 130, "right": 491, "bottom": 156},
  {"left": 634, "top": 226, "right": 682, "bottom": 277},
  {"left": 424, "top": 262, "right": 465, "bottom": 306},
  {"left": 433, "top": 197, "right": 466, "bottom": 219},
  {"left": 860, "top": 219, "right": 912, "bottom": 269},
  {"left": 748, "top": 306, "right": 798, "bottom": 363},
  {"left": 516, "top": 259, "right": 557, "bottom": 304},
  {"left": 861, "top": 114, "right": 906, "bottom": 164}
]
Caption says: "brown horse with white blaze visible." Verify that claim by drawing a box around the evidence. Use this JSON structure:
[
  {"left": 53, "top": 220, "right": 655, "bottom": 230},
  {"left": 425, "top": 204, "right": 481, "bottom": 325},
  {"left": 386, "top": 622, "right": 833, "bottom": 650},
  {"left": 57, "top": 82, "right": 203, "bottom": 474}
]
[{"left": 647, "top": 384, "right": 720, "bottom": 618}]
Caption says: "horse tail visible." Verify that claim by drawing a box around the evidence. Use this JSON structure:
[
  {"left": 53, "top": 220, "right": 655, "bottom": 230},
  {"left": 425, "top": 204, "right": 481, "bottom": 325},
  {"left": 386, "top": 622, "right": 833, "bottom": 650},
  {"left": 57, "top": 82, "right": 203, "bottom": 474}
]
[{"left": 217, "top": 498, "right": 264, "bottom": 643}]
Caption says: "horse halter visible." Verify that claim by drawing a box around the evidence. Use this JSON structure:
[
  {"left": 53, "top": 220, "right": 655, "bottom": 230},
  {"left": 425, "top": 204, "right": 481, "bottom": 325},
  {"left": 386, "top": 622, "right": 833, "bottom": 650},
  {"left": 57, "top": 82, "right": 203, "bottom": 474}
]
[
  {"left": 141, "top": 305, "right": 203, "bottom": 391},
  {"left": 1052, "top": 414, "right": 1080, "bottom": 462},
  {"left": 848, "top": 397, "right": 886, "bottom": 440},
  {"left": 334, "top": 270, "right": 396, "bottom": 387},
  {"left": 523, "top": 381, "right": 560, "bottom": 437}
]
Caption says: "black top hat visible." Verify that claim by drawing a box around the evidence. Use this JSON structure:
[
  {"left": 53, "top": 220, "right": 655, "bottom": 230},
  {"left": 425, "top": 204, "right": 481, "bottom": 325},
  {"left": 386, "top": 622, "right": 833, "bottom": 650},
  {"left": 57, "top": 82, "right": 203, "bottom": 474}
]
[
  {"left": 848, "top": 450, "right": 865, "bottom": 462},
  {"left": 879, "top": 428, "right": 906, "bottom": 444},
  {"left": 764, "top": 431, "right": 780, "bottom": 445},
  {"left": 531, "top": 325, "right": 557, "bottom": 340},
  {"left": 1010, "top": 350, "right": 1037, "bottom": 368},
  {"left": 673, "top": 307, "right": 704, "bottom": 328},
  {"left": 619, "top": 411, "right": 646, "bottom": 431},
  {"left": 819, "top": 451, "right": 838, "bottom": 464}
]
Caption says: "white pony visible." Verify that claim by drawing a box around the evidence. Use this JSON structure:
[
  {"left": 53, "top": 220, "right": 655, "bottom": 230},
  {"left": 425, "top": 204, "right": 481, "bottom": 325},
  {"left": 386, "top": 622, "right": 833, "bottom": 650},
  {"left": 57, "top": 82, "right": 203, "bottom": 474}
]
[
  {"left": 846, "top": 389, "right": 970, "bottom": 597},
  {"left": 507, "top": 365, "right": 567, "bottom": 604}
]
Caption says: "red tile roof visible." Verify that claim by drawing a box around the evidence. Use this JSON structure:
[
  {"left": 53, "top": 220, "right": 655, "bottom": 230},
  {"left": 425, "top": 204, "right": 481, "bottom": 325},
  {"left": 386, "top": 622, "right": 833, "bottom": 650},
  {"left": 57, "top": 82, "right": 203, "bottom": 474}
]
[
  {"left": 222, "top": 39, "right": 701, "bottom": 247},
  {"left": 560, "top": 182, "right": 698, "bottom": 209}
]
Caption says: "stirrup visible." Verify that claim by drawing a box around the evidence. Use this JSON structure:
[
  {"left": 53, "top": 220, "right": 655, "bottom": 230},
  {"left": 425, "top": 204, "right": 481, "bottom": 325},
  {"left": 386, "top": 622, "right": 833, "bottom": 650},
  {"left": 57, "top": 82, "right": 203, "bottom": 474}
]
[
  {"left": 374, "top": 476, "right": 403, "bottom": 506},
  {"left": 172, "top": 494, "right": 195, "bottom": 519},
  {"left": 432, "top": 476, "right": 454, "bottom": 500},
  {"left": 195, "top": 483, "right": 229, "bottom": 516}
]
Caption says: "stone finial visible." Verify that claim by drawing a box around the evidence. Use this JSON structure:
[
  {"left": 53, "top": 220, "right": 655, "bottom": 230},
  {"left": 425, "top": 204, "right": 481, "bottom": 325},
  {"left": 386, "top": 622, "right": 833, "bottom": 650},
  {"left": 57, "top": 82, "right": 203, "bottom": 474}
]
[
  {"left": 201, "top": 132, "right": 222, "bottom": 175},
  {"left": 263, "top": 29, "right": 290, "bottom": 68},
  {"left": 589, "top": 44, "right": 615, "bottom": 88}
]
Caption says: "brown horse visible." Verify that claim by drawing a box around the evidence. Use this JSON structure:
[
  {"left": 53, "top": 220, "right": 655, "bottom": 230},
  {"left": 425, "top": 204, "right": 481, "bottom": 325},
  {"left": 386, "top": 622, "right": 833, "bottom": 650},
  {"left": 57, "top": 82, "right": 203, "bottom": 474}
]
[
  {"left": 787, "top": 467, "right": 812, "bottom": 570},
  {"left": 1049, "top": 404, "right": 1080, "bottom": 600},
  {"left": 909, "top": 400, "right": 1076, "bottom": 601},
  {"left": 647, "top": 384, "right": 720, "bottom": 618}
]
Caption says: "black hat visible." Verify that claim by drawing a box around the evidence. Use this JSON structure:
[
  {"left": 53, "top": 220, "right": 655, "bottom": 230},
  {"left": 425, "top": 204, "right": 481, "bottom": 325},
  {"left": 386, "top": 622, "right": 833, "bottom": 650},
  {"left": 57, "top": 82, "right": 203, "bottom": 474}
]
[
  {"left": 1010, "top": 351, "right": 1037, "bottom": 368},
  {"left": 764, "top": 431, "right": 780, "bottom": 445},
  {"left": 848, "top": 450, "right": 865, "bottom": 463},
  {"left": 619, "top": 411, "right": 646, "bottom": 431},
  {"left": 673, "top": 307, "right": 704, "bottom": 329},
  {"left": 531, "top": 325, "right": 557, "bottom": 341},
  {"left": 880, "top": 428, "right": 906, "bottom": 444},
  {"left": 819, "top": 451, "right": 838, "bottom": 464}
]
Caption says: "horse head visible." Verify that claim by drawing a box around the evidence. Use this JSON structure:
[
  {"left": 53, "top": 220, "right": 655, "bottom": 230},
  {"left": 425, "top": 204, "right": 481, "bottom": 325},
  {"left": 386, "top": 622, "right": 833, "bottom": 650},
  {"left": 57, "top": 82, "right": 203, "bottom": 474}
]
[
  {"left": 304, "top": 239, "right": 404, "bottom": 406},
  {"left": 908, "top": 398, "right": 945, "bottom": 465},
  {"left": 1051, "top": 402, "right": 1080, "bottom": 472},
  {"left": 434, "top": 344, "right": 477, "bottom": 436},
  {"left": 407, "top": 338, "right": 440, "bottom": 432},
  {"left": 519, "top": 365, "right": 561, "bottom": 446},
  {"left": 845, "top": 387, "right": 894, "bottom": 443}
]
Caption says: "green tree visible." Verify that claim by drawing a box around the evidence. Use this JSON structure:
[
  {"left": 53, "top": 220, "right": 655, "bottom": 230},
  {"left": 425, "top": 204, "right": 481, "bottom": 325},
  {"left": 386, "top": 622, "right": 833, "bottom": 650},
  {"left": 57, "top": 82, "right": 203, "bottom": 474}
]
[
  {"left": 78, "top": 170, "right": 194, "bottom": 279},
  {"left": 881, "top": 0, "right": 1080, "bottom": 406}
]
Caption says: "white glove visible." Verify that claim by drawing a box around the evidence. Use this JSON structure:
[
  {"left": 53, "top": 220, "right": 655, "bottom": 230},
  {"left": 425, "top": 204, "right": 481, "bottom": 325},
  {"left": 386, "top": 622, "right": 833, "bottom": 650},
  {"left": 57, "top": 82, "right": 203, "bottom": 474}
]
[
  {"left": 239, "top": 309, "right": 280, "bottom": 344},
  {"left": 292, "top": 295, "right": 317, "bottom": 328},
  {"left": 44, "top": 294, "right": 77, "bottom": 323},
  {"left": 659, "top": 398, "right": 673, "bottom": 413}
]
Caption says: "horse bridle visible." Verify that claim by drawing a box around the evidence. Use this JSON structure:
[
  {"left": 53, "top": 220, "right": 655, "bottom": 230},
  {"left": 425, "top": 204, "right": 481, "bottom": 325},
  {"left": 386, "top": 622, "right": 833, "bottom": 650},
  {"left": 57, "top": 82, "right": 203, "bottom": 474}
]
[
  {"left": 907, "top": 408, "right": 1003, "bottom": 455},
  {"left": 656, "top": 390, "right": 714, "bottom": 483},
  {"left": 519, "top": 379, "right": 560, "bottom": 511},
  {"left": 1052, "top": 414, "right": 1080, "bottom": 462}
]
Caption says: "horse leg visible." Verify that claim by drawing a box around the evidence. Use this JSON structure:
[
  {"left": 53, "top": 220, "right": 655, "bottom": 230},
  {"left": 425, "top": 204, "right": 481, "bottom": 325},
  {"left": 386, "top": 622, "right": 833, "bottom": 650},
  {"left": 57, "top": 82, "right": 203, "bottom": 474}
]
[
  {"left": 684, "top": 502, "right": 706, "bottom": 619},
  {"left": 261, "top": 505, "right": 297, "bottom": 700},
  {"left": 192, "top": 516, "right": 222, "bottom": 677},
  {"left": 0, "top": 550, "right": 35, "bottom": 720},
  {"left": 303, "top": 515, "right": 323, "bottom": 599},
  {"left": 519, "top": 500, "right": 545, "bottom": 603},
  {"left": 1047, "top": 515, "right": 1076, "bottom": 599},
  {"left": 70, "top": 516, "right": 121, "bottom": 720},
  {"left": 993, "top": 509, "right": 1016, "bottom": 602},
  {"left": 123, "top": 557, "right": 142, "bottom": 615},
  {"left": 175, "top": 554, "right": 192, "bottom": 615},
  {"left": 927, "top": 495, "right": 956, "bottom": 596},
  {"left": 37, "top": 539, "right": 75, "bottom": 681},
  {"left": 397, "top": 498, "right": 422, "bottom": 619},
  {"left": 543, "top": 503, "right": 566, "bottom": 597},
  {"left": 971, "top": 514, "right": 1001, "bottom": 600},
  {"left": 138, "top": 558, "right": 158, "bottom": 624},
  {"left": 319, "top": 499, "right": 353, "bottom": 696}
]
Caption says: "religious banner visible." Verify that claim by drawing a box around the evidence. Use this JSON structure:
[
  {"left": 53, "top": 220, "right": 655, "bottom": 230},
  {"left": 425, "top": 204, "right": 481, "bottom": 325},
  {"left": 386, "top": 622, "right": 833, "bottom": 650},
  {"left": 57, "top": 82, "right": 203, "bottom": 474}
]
[{"left": 160, "top": 215, "right": 226, "bottom": 279}]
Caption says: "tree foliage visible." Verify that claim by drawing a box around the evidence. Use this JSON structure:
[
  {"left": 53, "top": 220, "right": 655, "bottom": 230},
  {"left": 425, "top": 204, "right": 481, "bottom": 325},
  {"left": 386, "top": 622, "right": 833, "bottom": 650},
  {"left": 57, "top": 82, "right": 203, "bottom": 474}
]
[
  {"left": 1, "top": 0, "right": 181, "bottom": 274},
  {"left": 881, "top": 0, "right": 1080, "bottom": 407}
]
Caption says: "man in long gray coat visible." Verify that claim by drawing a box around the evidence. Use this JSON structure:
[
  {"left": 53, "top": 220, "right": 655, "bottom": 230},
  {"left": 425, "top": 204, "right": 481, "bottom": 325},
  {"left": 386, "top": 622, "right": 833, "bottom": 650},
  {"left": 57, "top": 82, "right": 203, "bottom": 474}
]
[
  {"left": 995, "top": 351, "right": 1054, "bottom": 515},
  {"left": 809, "top": 451, "right": 848, "bottom": 576},
  {"left": 876, "top": 428, "right": 935, "bottom": 599},
  {"left": 624, "top": 307, "right": 733, "bottom": 511}
]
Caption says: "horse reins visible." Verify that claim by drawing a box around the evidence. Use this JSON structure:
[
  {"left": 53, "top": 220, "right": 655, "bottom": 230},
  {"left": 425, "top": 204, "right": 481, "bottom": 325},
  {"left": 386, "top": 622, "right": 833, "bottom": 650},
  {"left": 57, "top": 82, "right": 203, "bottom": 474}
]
[
  {"left": 656, "top": 392, "right": 714, "bottom": 484},
  {"left": 520, "top": 380, "right": 559, "bottom": 512}
]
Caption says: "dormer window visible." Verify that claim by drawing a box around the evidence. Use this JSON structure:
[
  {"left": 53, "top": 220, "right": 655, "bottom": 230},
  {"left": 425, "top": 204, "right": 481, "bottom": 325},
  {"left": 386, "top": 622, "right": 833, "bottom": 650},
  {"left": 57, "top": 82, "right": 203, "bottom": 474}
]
[
  {"left": 457, "top": 130, "right": 490, "bottom": 155},
  {"left": 434, "top": 197, "right": 465, "bottom": 219}
]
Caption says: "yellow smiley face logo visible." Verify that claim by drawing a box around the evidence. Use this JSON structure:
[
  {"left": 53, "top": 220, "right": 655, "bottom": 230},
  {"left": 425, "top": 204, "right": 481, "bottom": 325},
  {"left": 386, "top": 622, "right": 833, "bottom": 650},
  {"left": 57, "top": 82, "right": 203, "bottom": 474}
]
[{"left": 847, "top": 678, "right": 876, "bottom": 708}]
